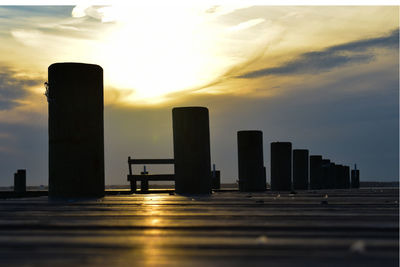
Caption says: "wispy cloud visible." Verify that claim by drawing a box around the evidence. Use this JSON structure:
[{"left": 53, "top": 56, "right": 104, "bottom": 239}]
[
  {"left": 239, "top": 29, "right": 399, "bottom": 79},
  {"left": 227, "top": 18, "right": 265, "bottom": 32},
  {"left": 0, "top": 66, "right": 40, "bottom": 110}
]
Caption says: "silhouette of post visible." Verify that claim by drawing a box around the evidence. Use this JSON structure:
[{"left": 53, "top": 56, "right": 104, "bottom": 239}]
[
  {"left": 327, "top": 163, "right": 336, "bottom": 189},
  {"left": 344, "top": 166, "right": 350, "bottom": 189},
  {"left": 211, "top": 164, "right": 221, "bottom": 189},
  {"left": 14, "top": 169, "right": 26, "bottom": 193},
  {"left": 293, "top": 149, "right": 308, "bottom": 190},
  {"left": 271, "top": 142, "right": 292, "bottom": 191},
  {"left": 335, "top": 164, "right": 345, "bottom": 189},
  {"left": 172, "top": 107, "right": 211, "bottom": 194},
  {"left": 211, "top": 171, "right": 221, "bottom": 190},
  {"left": 48, "top": 63, "right": 104, "bottom": 198},
  {"left": 237, "top": 131, "right": 266, "bottom": 191},
  {"left": 310, "top": 155, "right": 322, "bottom": 189},
  {"left": 351, "top": 165, "right": 360, "bottom": 188},
  {"left": 321, "top": 159, "right": 331, "bottom": 189},
  {"left": 140, "top": 167, "right": 149, "bottom": 191}
]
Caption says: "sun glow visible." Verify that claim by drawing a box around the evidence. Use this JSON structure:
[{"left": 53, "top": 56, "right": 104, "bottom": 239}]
[{"left": 86, "top": 5, "right": 270, "bottom": 104}]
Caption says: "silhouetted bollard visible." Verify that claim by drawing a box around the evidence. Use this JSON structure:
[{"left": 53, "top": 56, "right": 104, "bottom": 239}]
[
  {"left": 335, "top": 164, "right": 345, "bottom": 189},
  {"left": 344, "top": 166, "right": 350, "bottom": 189},
  {"left": 141, "top": 180, "right": 149, "bottom": 191},
  {"left": 237, "top": 131, "right": 266, "bottom": 192},
  {"left": 271, "top": 142, "right": 292, "bottom": 191},
  {"left": 172, "top": 107, "right": 211, "bottom": 194},
  {"left": 310, "top": 155, "right": 322, "bottom": 189},
  {"left": 141, "top": 166, "right": 149, "bottom": 191},
  {"left": 211, "top": 164, "right": 221, "bottom": 189},
  {"left": 321, "top": 159, "right": 331, "bottom": 189},
  {"left": 14, "top": 169, "right": 26, "bottom": 193},
  {"left": 212, "top": 172, "right": 221, "bottom": 189},
  {"left": 48, "top": 63, "right": 104, "bottom": 198},
  {"left": 293, "top": 149, "right": 308, "bottom": 190},
  {"left": 327, "top": 163, "right": 336, "bottom": 189},
  {"left": 351, "top": 166, "right": 360, "bottom": 189}
]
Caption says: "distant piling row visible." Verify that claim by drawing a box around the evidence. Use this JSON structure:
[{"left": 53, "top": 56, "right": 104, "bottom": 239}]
[
  {"left": 42, "top": 62, "right": 360, "bottom": 197},
  {"left": 267, "top": 143, "right": 359, "bottom": 191}
]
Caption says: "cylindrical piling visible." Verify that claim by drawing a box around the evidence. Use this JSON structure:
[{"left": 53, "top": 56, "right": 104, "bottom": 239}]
[
  {"left": 293, "top": 149, "right": 308, "bottom": 190},
  {"left": 48, "top": 63, "right": 104, "bottom": 198},
  {"left": 351, "top": 169, "right": 360, "bottom": 188},
  {"left": 211, "top": 170, "right": 221, "bottom": 190},
  {"left": 335, "top": 164, "right": 345, "bottom": 189},
  {"left": 14, "top": 169, "right": 26, "bottom": 193},
  {"left": 237, "top": 131, "right": 266, "bottom": 192},
  {"left": 172, "top": 107, "right": 211, "bottom": 194},
  {"left": 321, "top": 159, "right": 331, "bottom": 189},
  {"left": 310, "top": 155, "right": 322, "bottom": 189},
  {"left": 327, "top": 163, "right": 336, "bottom": 189},
  {"left": 271, "top": 142, "right": 292, "bottom": 191},
  {"left": 344, "top": 166, "right": 350, "bottom": 189}
]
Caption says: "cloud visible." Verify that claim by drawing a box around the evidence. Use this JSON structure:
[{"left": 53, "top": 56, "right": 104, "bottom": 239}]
[
  {"left": 227, "top": 18, "right": 265, "bottom": 32},
  {"left": 71, "top": 5, "right": 118, "bottom": 23},
  {"left": 239, "top": 28, "right": 399, "bottom": 79},
  {"left": 0, "top": 66, "right": 40, "bottom": 110}
]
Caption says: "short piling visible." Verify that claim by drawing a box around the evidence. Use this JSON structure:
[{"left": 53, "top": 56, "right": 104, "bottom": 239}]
[
  {"left": 172, "top": 107, "right": 212, "bottom": 194},
  {"left": 14, "top": 169, "right": 26, "bottom": 193},
  {"left": 271, "top": 142, "right": 292, "bottom": 191},
  {"left": 237, "top": 131, "right": 266, "bottom": 192},
  {"left": 310, "top": 155, "right": 323, "bottom": 189},
  {"left": 293, "top": 149, "right": 308, "bottom": 190}
]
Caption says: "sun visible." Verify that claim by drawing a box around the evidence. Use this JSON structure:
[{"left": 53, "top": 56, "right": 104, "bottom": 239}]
[
  {"left": 84, "top": 4, "right": 270, "bottom": 105},
  {"left": 91, "top": 5, "right": 226, "bottom": 104}
]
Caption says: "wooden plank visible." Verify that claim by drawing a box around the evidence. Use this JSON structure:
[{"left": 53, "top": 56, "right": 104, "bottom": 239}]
[
  {"left": 128, "top": 158, "right": 174, "bottom": 164},
  {"left": 0, "top": 188, "right": 397, "bottom": 266}
]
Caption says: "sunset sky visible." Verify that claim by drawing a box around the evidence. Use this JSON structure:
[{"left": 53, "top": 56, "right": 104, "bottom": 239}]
[{"left": 0, "top": 5, "right": 398, "bottom": 186}]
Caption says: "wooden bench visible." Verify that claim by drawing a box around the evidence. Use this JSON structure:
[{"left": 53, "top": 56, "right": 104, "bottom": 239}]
[{"left": 127, "top": 157, "right": 175, "bottom": 192}]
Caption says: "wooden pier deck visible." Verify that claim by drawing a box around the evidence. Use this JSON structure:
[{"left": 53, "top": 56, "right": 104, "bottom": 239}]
[{"left": 0, "top": 188, "right": 398, "bottom": 266}]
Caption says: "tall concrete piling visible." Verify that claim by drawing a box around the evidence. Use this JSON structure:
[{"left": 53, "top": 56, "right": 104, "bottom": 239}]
[
  {"left": 48, "top": 63, "right": 104, "bottom": 198},
  {"left": 237, "top": 131, "right": 266, "bottom": 192},
  {"left": 293, "top": 149, "right": 308, "bottom": 190},
  {"left": 321, "top": 159, "right": 331, "bottom": 189},
  {"left": 14, "top": 169, "right": 26, "bottom": 193},
  {"left": 351, "top": 164, "right": 360, "bottom": 188},
  {"left": 344, "top": 166, "right": 350, "bottom": 189},
  {"left": 310, "top": 155, "right": 322, "bottom": 189},
  {"left": 172, "top": 107, "right": 212, "bottom": 194},
  {"left": 271, "top": 142, "right": 292, "bottom": 191}
]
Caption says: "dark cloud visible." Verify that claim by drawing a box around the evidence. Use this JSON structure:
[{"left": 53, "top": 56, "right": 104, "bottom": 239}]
[
  {"left": 0, "top": 66, "right": 41, "bottom": 110},
  {"left": 239, "top": 29, "right": 399, "bottom": 79}
]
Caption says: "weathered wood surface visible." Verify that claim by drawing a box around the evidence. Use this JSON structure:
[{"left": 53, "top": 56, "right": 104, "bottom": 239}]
[{"left": 0, "top": 188, "right": 398, "bottom": 266}]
